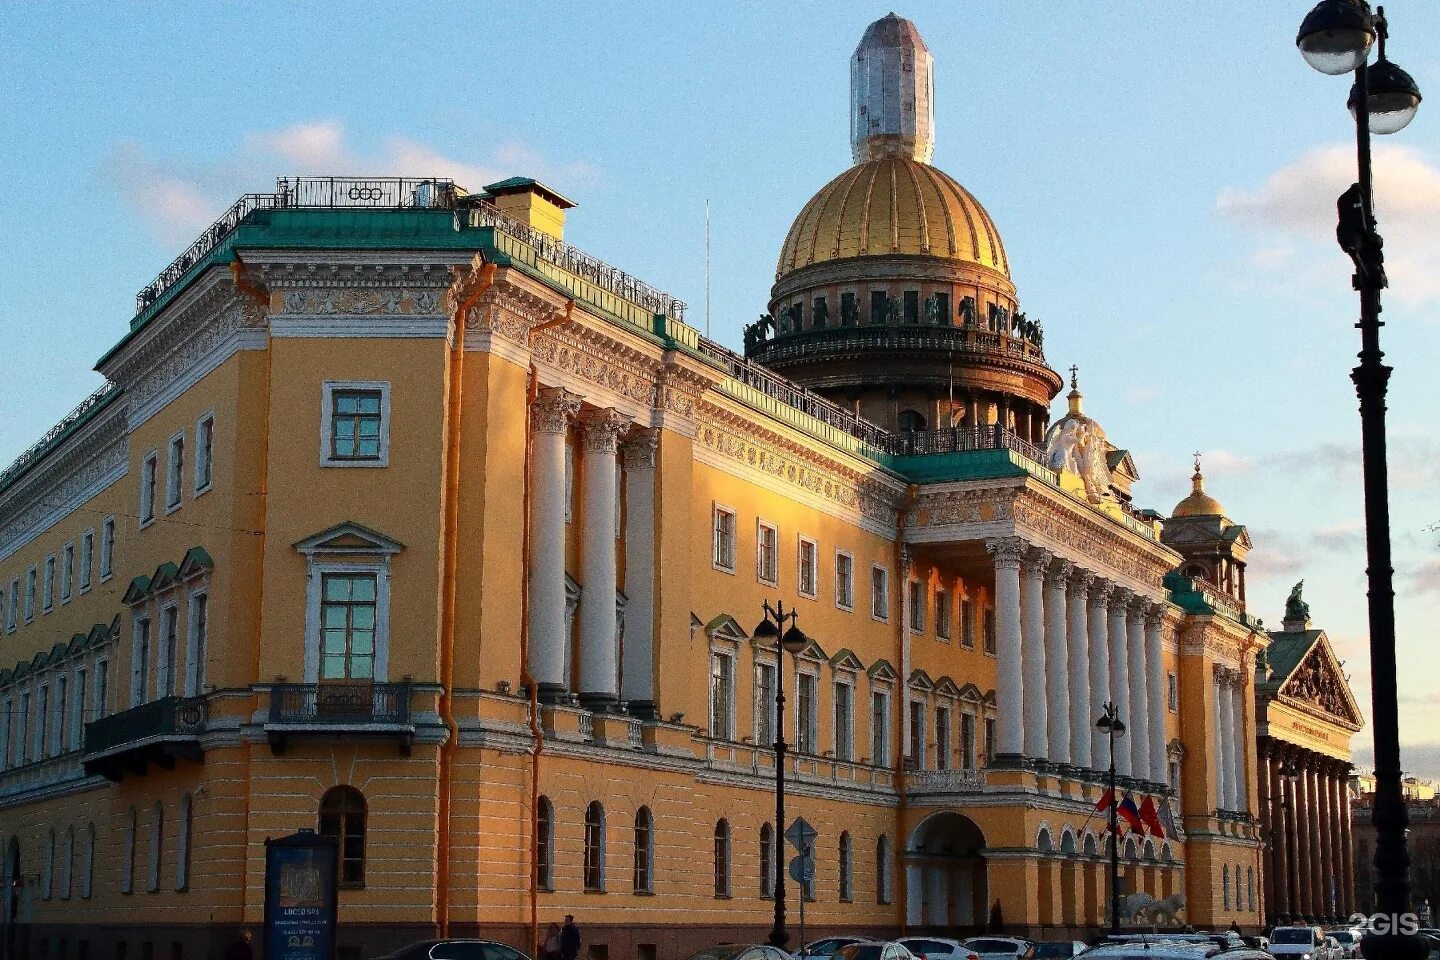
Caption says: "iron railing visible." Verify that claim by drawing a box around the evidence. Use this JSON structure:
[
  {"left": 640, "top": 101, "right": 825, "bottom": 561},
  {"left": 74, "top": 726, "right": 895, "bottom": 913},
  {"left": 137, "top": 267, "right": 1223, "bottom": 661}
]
[
  {"left": 747, "top": 324, "right": 1049, "bottom": 366},
  {"left": 267, "top": 682, "right": 413, "bottom": 726},
  {"left": 906, "top": 768, "right": 987, "bottom": 793},
  {"left": 83, "top": 695, "right": 207, "bottom": 756},
  {"left": 0, "top": 381, "right": 119, "bottom": 491},
  {"left": 888, "top": 423, "right": 1048, "bottom": 462}
]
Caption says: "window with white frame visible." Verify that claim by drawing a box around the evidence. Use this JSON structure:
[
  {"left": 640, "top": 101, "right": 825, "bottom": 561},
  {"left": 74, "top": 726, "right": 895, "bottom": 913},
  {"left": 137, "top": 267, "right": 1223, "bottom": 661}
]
[
  {"left": 320, "top": 574, "right": 378, "bottom": 680},
  {"left": 147, "top": 801, "right": 164, "bottom": 892},
  {"left": 6, "top": 578, "right": 16, "bottom": 631},
  {"left": 838, "top": 831, "right": 853, "bottom": 902},
  {"left": 796, "top": 671, "right": 818, "bottom": 754},
  {"left": 984, "top": 716, "right": 996, "bottom": 765},
  {"left": 186, "top": 592, "right": 209, "bottom": 696},
  {"left": 131, "top": 615, "right": 152, "bottom": 706},
  {"left": 835, "top": 550, "right": 854, "bottom": 610},
  {"left": 24, "top": 566, "right": 36, "bottom": 621},
  {"left": 79, "top": 531, "right": 94, "bottom": 592},
  {"left": 140, "top": 451, "right": 158, "bottom": 524},
  {"left": 935, "top": 704, "right": 951, "bottom": 770},
  {"left": 935, "top": 587, "right": 951, "bottom": 640},
  {"left": 709, "top": 649, "right": 734, "bottom": 740},
  {"left": 712, "top": 504, "right": 736, "bottom": 572},
  {"left": 876, "top": 835, "right": 892, "bottom": 904},
  {"left": 755, "top": 660, "right": 777, "bottom": 746},
  {"left": 870, "top": 689, "right": 890, "bottom": 765},
  {"left": 908, "top": 580, "right": 924, "bottom": 632},
  {"left": 159, "top": 605, "right": 180, "bottom": 697},
  {"left": 321, "top": 382, "right": 390, "bottom": 466},
  {"left": 100, "top": 517, "right": 116, "bottom": 579},
  {"left": 194, "top": 413, "right": 215, "bottom": 493},
  {"left": 81, "top": 823, "right": 95, "bottom": 899},
  {"left": 908, "top": 699, "right": 925, "bottom": 767},
  {"left": 961, "top": 710, "right": 976, "bottom": 769},
  {"left": 756, "top": 520, "right": 778, "bottom": 585},
  {"left": 583, "top": 801, "right": 606, "bottom": 891},
  {"left": 961, "top": 598, "right": 975, "bottom": 648},
  {"left": 43, "top": 555, "right": 55, "bottom": 611},
  {"left": 797, "top": 536, "right": 817, "bottom": 599},
  {"left": 1168, "top": 672, "right": 1179, "bottom": 711},
  {"left": 166, "top": 432, "right": 185, "bottom": 510},
  {"left": 833, "top": 680, "right": 854, "bottom": 761},
  {"left": 871, "top": 565, "right": 889, "bottom": 621},
  {"left": 61, "top": 542, "right": 74, "bottom": 603}
]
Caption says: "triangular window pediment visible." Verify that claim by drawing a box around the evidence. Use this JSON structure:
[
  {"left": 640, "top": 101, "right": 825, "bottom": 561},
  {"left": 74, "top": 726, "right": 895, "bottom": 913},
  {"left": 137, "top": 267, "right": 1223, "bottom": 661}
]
[
  {"left": 956, "top": 682, "right": 984, "bottom": 703},
  {"left": 178, "top": 546, "right": 214, "bottom": 580},
  {"left": 796, "top": 638, "right": 828, "bottom": 664},
  {"left": 829, "top": 647, "right": 864, "bottom": 673},
  {"left": 908, "top": 668, "right": 935, "bottom": 691},
  {"left": 122, "top": 576, "right": 152, "bottom": 606},
  {"left": 933, "top": 675, "right": 962, "bottom": 698},
  {"left": 293, "top": 521, "right": 404, "bottom": 557},
  {"left": 705, "top": 613, "right": 749, "bottom": 645},
  {"left": 867, "top": 659, "right": 898, "bottom": 683}
]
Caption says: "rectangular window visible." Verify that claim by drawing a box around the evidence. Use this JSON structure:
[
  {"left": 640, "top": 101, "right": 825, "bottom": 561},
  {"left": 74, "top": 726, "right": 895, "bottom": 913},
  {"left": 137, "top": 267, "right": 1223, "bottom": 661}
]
[
  {"left": 835, "top": 551, "right": 854, "bottom": 610},
  {"left": 961, "top": 598, "right": 975, "bottom": 648},
  {"left": 908, "top": 700, "right": 925, "bottom": 768},
  {"left": 131, "top": 617, "right": 152, "bottom": 706},
  {"left": 869, "top": 290, "right": 887, "bottom": 325},
  {"left": 44, "top": 556, "right": 56, "bottom": 611},
  {"left": 709, "top": 651, "right": 733, "bottom": 740},
  {"left": 935, "top": 588, "right": 951, "bottom": 640},
  {"left": 61, "top": 543, "right": 74, "bottom": 603},
  {"left": 320, "top": 573, "right": 379, "bottom": 680},
  {"left": 961, "top": 712, "right": 976, "bottom": 770},
  {"left": 908, "top": 580, "right": 924, "bottom": 632},
  {"left": 840, "top": 291, "right": 856, "bottom": 325},
  {"left": 72, "top": 668, "right": 87, "bottom": 751},
  {"left": 79, "top": 531, "right": 94, "bottom": 592},
  {"left": 903, "top": 290, "right": 920, "bottom": 324},
  {"left": 797, "top": 537, "right": 817, "bottom": 599},
  {"left": 871, "top": 691, "right": 889, "bottom": 766},
  {"left": 17, "top": 693, "right": 30, "bottom": 765},
  {"left": 166, "top": 433, "right": 184, "bottom": 509},
  {"left": 95, "top": 661, "right": 110, "bottom": 720},
  {"left": 140, "top": 451, "right": 158, "bottom": 524},
  {"left": 712, "top": 504, "right": 736, "bottom": 573},
  {"left": 1168, "top": 672, "right": 1179, "bottom": 712},
  {"left": 6, "top": 578, "right": 16, "bottom": 631},
  {"left": 159, "top": 606, "right": 180, "bottom": 698},
  {"left": 100, "top": 517, "right": 116, "bottom": 579},
  {"left": 935, "top": 705, "right": 951, "bottom": 771},
  {"left": 812, "top": 295, "right": 827, "bottom": 328},
  {"left": 36, "top": 686, "right": 48, "bottom": 760},
  {"left": 330, "top": 389, "right": 384, "bottom": 460},
  {"left": 187, "top": 593, "right": 209, "bottom": 696},
  {"left": 756, "top": 521, "right": 778, "bottom": 586},
  {"left": 833, "top": 682, "right": 853, "bottom": 761},
  {"left": 53, "top": 676, "right": 67, "bottom": 757},
  {"left": 25, "top": 567, "right": 37, "bottom": 621},
  {"left": 983, "top": 606, "right": 997, "bottom": 654},
  {"left": 795, "top": 673, "right": 818, "bottom": 754},
  {"left": 871, "top": 565, "right": 889, "bottom": 621},
  {"left": 984, "top": 717, "right": 996, "bottom": 765},
  {"left": 194, "top": 414, "right": 214, "bottom": 493},
  {"left": 755, "top": 661, "right": 777, "bottom": 746}
]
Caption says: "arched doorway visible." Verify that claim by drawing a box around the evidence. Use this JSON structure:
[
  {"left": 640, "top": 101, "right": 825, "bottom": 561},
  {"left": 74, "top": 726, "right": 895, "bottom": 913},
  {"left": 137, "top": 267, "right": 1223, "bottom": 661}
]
[{"left": 906, "top": 812, "right": 986, "bottom": 931}]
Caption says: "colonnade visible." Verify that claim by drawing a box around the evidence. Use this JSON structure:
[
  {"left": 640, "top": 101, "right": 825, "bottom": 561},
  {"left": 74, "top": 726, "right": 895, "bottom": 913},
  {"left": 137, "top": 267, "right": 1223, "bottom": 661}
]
[
  {"left": 1213, "top": 664, "right": 1249, "bottom": 813},
  {"left": 984, "top": 537, "right": 1169, "bottom": 785},
  {"left": 1258, "top": 738, "right": 1356, "bottom": 922},
  {"left": 529, "top": 387, "right": 658, "bottom": 714}
]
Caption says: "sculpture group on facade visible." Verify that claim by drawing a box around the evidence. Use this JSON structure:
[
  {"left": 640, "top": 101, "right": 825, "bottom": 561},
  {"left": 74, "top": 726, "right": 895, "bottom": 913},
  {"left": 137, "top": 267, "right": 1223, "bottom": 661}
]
[
  {"left": 1285, "top": 580, "right": 1311, "bottom": 624},
  {"left": 1044, "top": 416, "right": 1115, "bottom": 504},
  {"left": 1284, "top": 648, "right": 1352, "bottom": 720},
  {"left": 742, "top": 294, "right": 1046, "bottom": 348}
]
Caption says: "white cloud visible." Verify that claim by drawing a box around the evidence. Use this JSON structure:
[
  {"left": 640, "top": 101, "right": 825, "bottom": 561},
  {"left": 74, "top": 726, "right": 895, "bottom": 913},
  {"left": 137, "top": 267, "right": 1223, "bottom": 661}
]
[{"left": 1217, "top": 144, "right": 1440, "bottom": 306}]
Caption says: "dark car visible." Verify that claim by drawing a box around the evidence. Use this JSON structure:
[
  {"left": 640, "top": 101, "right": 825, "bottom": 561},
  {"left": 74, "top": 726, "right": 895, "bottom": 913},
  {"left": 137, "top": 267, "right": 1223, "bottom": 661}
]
[
  {"left": 684, "top": 947, "right": 793, "bottom": 960},
  {"left": 379, "top": 941, "right": 530, "bottom": 960},
  {"left": 798, "top": 940, "right": 878, "bottom": 959}
]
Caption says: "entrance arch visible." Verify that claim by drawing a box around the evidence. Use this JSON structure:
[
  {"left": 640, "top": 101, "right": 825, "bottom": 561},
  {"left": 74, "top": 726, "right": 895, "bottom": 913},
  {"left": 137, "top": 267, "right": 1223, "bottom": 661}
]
[{"left": 906, "top": 811, "right": 986, "bottom": 931}]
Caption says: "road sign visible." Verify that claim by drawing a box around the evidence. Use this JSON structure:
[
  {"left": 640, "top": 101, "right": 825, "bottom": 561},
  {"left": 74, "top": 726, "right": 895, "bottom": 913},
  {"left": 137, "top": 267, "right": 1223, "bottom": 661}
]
[
  {"left": 784, "top": 816, "right": 818, "bottom": 852},
  {"left": 788, "top": 854, "right": 815, "bottom": 884}
]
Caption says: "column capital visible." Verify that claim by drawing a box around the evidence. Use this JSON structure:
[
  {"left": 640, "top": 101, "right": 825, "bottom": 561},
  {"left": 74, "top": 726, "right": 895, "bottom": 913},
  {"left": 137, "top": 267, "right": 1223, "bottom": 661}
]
[
  {"left": 1069, "top": 568, "right": 1095, "bottom": 593},
  {"left": 1021, "top": 545, "right": 1051, "bottom": 579},
  {"left": 985, "top": 536, "right": 1024, "bottom": 570},
  {"left": 531, "top": 386, "right": 583, "bottom": 434},
  {"left": 621, "top": 427, "right": 660, "bottom": 468},
  {"left": 1143, "top": 601, "right": 1166, "bottom": 625},
  {"left": 1126, "top": 592, "right": 1151, "bottom": 616},
  {"left": 1109, "top": 584, "right": 1134, "bottom": 608},
  {"left": 580, "top": 407, "right": 631, "bottom": 453},
  {"left": 1045, "top": 557, "right": 1074, "bottom": 587},
  {"left": 1088, "top": 578, "right": 1115, "bottom": 607}
]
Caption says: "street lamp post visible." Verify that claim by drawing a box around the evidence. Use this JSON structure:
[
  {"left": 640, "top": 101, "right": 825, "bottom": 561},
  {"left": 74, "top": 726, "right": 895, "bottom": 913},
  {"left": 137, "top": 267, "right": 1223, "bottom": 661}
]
[
  {"left": 1097, "top": 702, "right": 1127, "bottom": 935},
  {"left": 754, "top": 600, "right": 809, "bottom": 950},
  {"left": 1296, "top": 4, "right": 1423, "bottom": 958}
]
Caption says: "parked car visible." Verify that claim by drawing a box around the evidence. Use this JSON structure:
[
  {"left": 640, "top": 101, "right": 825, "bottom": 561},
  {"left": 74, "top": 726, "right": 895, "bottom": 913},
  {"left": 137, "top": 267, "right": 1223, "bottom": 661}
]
[
  {"left": 685, "top": 946, "right": 793, "bottom": 960},
  {"left": 1324, "top": 931, "right": 1360, "bottom": 959},
  {"left": 1212, "top": 950, "right": 1276, "bottom": 960},
  {"left": 1029, "top": 944, "right": 1085, "bottom": 960},
  {"left": 378, "top": 941, "right": 531, "bottom": 960},
  {"left": 834, "top": 944, "right": 921, "bottom": 960},
  {"left": 1240, "top": 938, "right": 1270, "bottom": 952},
  {"left": 1077, "top": 944, "right": 1219, "bottom": 960},
  {"left": 1267, "top": 928, "right": 1333, "bottom": 960},
  {"left": 963, "top": 938, "right": 1034, "bottom": 960},
  {"left": 897, "top": 938, "right": 981, "bottom": 960},
  {"left": 1096, "top": 936, "right": 1221, "bottom": 957},
  {"left": 797, "top": 939, "right": 878, "bottom": 960}
]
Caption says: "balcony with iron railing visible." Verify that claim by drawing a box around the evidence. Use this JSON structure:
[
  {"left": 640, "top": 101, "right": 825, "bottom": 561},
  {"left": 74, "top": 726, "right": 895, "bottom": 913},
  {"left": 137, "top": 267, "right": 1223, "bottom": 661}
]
[
  {"left": 905, "top": 766, "right": 988, "bottom": 796},
  {"left": 264, "top": 682, "right": 416, "bottom": 754},
  {"left": 82, "top": 695, "right": 207, "bottom": 782}
]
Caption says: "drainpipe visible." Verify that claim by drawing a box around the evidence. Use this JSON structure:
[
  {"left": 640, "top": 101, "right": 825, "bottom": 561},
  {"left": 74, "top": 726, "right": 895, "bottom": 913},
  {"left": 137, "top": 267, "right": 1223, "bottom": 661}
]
[
  {"left": 895, "top": 484, "right": 918, "bottom": 935},
  {"left": 436, "top": 258, "right": 497, "bottom": 937},
  {"left": 522, "top": 299, "right": 575, "bottom": 958}
]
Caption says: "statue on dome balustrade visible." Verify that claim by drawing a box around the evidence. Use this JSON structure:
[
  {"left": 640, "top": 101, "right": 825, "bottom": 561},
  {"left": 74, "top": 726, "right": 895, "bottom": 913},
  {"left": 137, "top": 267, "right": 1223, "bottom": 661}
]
[
  {"left": 924, "top": 293, "right": 946, "bottom": 325},
  {"left": 958, "top": 295, "right": 976, "bottom": 326}
]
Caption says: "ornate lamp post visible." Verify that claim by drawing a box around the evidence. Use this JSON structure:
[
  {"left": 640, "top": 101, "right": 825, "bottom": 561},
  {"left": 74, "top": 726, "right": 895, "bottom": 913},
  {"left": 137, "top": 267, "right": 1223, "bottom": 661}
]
[
  {"left": 754, "top": 600, "right": 809, "bottom": 949},
  {"left": 1296, "top": 4, "right": 1422, "bottom": 957},
  {"left": 1097, "top": 702, "right": 1127, "bottom": 934}
]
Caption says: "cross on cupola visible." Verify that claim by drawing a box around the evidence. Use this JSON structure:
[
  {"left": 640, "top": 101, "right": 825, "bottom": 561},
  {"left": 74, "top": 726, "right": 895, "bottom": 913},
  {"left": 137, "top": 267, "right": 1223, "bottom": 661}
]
[{"left": 1068, "top": 365, "right": 1079, "bottom": 390}]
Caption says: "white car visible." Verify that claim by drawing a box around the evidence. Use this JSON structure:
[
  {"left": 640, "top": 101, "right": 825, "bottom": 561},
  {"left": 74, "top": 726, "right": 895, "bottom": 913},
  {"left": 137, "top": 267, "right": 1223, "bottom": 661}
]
[
  {"left": 1323, "top": 931, "right": 1361, "bottom": 959},
  {"left": 1267, "top": 928, "right": 1334, "bottom": 960},
  {"left": 1030, "top": 943, "right": 1087, "bottom": 960},
  {"left": 796, "top": 939, "right": 878, "bottom": 960},
  {"left": 834, "top": 944, "right": 921, "bottom": 960},
  {"left": 963, "top": 938, "right": 1033, "bottom": 960},
  {"left": 897, "top": 938, "right": 981, "bottom": 960},
  {"left": 1078, "top": 946, "right": 1218, "bottom": 960}
]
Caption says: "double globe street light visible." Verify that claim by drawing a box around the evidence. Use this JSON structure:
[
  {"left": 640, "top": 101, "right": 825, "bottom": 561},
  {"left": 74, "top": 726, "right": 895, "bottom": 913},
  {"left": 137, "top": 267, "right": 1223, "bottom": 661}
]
[{"left": 1296, "top": 3, "right": 1421, "bottom": 958}]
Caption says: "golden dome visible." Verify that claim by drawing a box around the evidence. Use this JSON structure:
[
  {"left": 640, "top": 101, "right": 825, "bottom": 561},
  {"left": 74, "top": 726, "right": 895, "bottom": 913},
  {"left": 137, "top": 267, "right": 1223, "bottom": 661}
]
[
  {"left": 776, "top": 157, "right": 1010, "bottom": 280},
  {"left": 1172, "top": 461, "right": 1227, "bottom": 518}
]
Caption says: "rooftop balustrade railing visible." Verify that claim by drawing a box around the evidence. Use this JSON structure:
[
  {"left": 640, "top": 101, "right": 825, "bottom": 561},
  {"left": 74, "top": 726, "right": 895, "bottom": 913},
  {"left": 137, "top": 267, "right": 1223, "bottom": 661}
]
[{"left": 0, "top": 381, "right": 119, "bottom": 491}]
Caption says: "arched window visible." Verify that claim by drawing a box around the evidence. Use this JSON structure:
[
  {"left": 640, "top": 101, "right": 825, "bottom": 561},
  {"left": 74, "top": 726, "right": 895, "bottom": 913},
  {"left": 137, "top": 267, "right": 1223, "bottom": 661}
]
[
  {"left": 537, "top": 796, "right": 554, "bottom": 891},
  {"left": 759, "top": 823, "right": 774, "bottom": 899},
  {"left": 1222, "top": 863, "right": 1230, "bottom": 909},
  {"left": 318, "top": 786, "right": 367, "bottom": 889},
  {"left": 82, "top": 824, "right": 95, "bottom": 899},
  {"left": 147, "top": 801, "right": 164, "bottom": 892},
  {"left": 1083, "top": 832, "right": 1098, "bottom": 858},
  {"left": 713, "top": 819, "right": 731, "bottom": 897},
  {"left": 42, "top": 828, "right": 55, "bottom": 899},
  {"left": 838, "top": 832, "right": 853, "bottom": 902},
  {"left": 1036, "top": 827, "right": 1053, "bottom": 854},
  {"left": 121, "top": 806, "right": 136, "bottom": 894},
  {"left": 633, "top": 807, "right": 653, "bottom": 894},
  {"left": 876, "top": 835, "right": 892, "bottom": 905},
  {"left": 176, "top": 793, "right": 193, "bottom": 891},
  {"left": 1060, "top": 830, "right": 1076, "bottom": 856},
  {"left": 583, "top": 801, "right": 605, "bottom": 891},
  {"left": 1247, "top": 865, "right": 1255, "bottom": 911},
  {"left": 61, "top": 827, "right": 74, "bottom": 900},
  {"left": 897, "top": 410, "right": 927, "bottom": 432}
]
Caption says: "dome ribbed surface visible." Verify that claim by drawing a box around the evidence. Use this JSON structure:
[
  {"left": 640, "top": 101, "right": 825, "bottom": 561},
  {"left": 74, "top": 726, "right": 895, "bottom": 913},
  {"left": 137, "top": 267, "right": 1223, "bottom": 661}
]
[{"left": 776, "top": 157, "right": 1009, "bottom": 279}]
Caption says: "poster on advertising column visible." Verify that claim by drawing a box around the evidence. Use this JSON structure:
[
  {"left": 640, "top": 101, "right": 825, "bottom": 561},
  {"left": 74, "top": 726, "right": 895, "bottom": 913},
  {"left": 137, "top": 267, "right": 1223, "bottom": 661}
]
[{"left": 264, "top": 830, "right": 338, "bottom": 960}]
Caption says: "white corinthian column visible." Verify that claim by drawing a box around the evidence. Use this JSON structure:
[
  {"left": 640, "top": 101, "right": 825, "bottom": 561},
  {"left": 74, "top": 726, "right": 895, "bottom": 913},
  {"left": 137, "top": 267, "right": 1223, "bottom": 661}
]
[
  {"left": 1145, "top": 605, "right": 1168, "bottom": 785},
  {"left": 1108, "top": 588, "right": 1133, "bottom": 777},
  {"left": 985, "top": 537, "right": 1025, "bottom": 761},
  {"left": 1021, "top": 547, "right": 1050, "bottom": 762},
  {"left": 1067, "top": 570, "right": 1094, "bottom": 771},
  {"left": 1215, "top": 665, "right": 1235, "bottom": 811},
  {"left": 621, "top": 429, "right": 659, "bottom": 718},
  {"left": 578, "top": 408, "right": 631, "bottom": 710},
  {"left": 1087, "top": 580, "right": 1112, "bottom": 772},
  {"left": 1126, "top": 597, "right": 1151, "bottom": 781},
  {"left": 1044, "top": 559, "right": 1072, "bottom": 767},
  {"left": 529, "top": 387, "right": 582, "bottom": 702}
]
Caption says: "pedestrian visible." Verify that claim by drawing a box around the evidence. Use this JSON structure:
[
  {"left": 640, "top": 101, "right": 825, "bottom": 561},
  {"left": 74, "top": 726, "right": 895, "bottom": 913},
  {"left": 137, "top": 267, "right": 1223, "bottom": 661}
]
[
  {"left": 542, "top": 923, "right": 562, "bottom": 960},
  {"left": 225, "top": 931, "right": 254, "bottom": 960},
  {"left": 1230, "top": 921, "right": 1242, "bottom": 935},
  {"left": 560, "top": 915, "right": 581, "bottom": 960}
]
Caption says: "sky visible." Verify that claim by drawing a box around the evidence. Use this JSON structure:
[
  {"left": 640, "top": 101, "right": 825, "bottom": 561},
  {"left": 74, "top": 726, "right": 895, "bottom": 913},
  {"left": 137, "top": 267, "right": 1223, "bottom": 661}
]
[{"left": 2, "top": 2, "right": 1438, "bottom": 777}]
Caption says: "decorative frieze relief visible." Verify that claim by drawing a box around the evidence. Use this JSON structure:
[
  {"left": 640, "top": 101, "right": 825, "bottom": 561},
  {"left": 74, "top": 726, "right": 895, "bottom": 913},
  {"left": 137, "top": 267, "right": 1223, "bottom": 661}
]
[
  {"left": 1012, "top": 495, "right": 1171, "bottom": 594},
  {"left": 911, "top": 487, "right": 1015, "bottom": 527},
  {"left": 529, "top": 324, "right": 661, "bottom": 410},
  {"left": 280, "top": 288, "right": 442, "bottom": 316}
]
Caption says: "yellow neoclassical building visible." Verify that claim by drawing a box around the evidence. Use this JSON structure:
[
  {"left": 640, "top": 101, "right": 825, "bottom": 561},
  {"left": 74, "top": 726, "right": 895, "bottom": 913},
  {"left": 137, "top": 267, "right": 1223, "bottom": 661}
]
[{"left": 1, "top": 15, "right": 1275, "bottom": 960}]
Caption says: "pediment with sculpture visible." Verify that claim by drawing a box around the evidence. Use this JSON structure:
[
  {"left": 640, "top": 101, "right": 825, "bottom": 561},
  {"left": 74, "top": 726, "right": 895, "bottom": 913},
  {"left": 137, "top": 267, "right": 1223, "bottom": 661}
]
[{"left": 1279, "top": 642, "right": 1363, "bottom": 728}]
